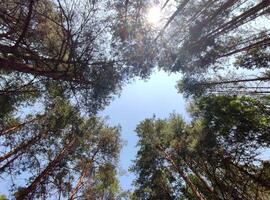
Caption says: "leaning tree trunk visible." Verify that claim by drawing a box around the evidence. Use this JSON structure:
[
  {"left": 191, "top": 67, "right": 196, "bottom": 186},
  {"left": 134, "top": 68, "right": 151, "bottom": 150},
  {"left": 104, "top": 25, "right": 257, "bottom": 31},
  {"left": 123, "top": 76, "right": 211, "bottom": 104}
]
[
  {"left": 0, "top": 151, "right": 24, "bottom": 173},
  {"left": 0, "top": 58, "right": 91, "bottom": 85},
  {"left": 16, "top": 138, "right": 76, "bottom": 200},
  {"left": 69, "top": 160, "right": 93, "bottom": 200},
  {"left": 184, "top": 158, "right": 215, "bottom": 193},
  {"left": 0, "top": 117, "right": 38, "bottom": 137},
  {"left": 208, "top": 0, "right": 270, "bottom": 38},
  {"left": 158, "top": 146, "right": 206, "bottom": 200},
  {"left": 0, "top": 134, "right": 40, "bottom": 163},
  {"left": 183, "top": 157, "right": 224, "bottom": 200}
]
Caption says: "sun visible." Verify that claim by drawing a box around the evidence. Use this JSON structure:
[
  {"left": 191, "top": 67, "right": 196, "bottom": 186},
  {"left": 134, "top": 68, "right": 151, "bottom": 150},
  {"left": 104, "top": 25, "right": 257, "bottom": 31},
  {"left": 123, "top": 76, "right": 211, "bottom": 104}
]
[{"left": 147, "top": 6, "right": 161, "bottom": 25}]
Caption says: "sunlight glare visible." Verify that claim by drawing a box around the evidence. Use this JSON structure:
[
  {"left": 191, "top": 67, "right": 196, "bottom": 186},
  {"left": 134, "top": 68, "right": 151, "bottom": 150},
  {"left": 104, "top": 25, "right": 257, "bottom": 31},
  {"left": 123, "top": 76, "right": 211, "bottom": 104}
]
[{"left": 147, "top": 6, "right": 161, "bottom": 25}]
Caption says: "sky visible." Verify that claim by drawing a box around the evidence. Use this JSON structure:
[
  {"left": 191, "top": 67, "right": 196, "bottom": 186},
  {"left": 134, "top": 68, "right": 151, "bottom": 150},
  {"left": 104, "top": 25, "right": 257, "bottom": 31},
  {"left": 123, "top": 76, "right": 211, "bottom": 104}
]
[
  {"left": 0, "top": 70, "right": 189, "bottom": 197},
  {"left": 99, "top": 70, "right": 190, "bottom": 191}
]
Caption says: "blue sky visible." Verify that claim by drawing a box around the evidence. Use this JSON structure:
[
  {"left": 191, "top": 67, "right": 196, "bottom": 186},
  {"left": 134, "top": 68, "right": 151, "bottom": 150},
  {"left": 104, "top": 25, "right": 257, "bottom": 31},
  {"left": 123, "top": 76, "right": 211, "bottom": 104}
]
[
  {"left": 0, "top": 70, "right": 189, "bottom": 197},
  {"left": 100, "top": 70, "right": 190, "bottom": 191}
]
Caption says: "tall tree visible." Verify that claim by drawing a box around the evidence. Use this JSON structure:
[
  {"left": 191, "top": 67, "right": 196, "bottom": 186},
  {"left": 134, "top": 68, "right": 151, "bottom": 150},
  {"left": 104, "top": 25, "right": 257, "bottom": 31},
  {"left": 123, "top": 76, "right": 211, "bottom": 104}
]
[
  {"left": 132, "top": 102, "right": 270, "bottom": 199},
  {"left": 0, "top": 97, "right": 121, "bottom": 199}
]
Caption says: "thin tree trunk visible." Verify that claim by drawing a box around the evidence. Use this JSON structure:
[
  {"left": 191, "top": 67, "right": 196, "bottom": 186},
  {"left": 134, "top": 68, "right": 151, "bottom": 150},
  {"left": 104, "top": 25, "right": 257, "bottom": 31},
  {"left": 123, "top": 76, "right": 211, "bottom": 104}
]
[
  {"left": 0, "top": 151, "right": 24, "bottom": 173},
  {"left": 155, "top": 0, "right": 190, "bottom": 41},
  {"left": 13, "top": 0, "right": 35, "bottom": 48},
  {"left": 69, "top": 160, "right": 93, "bottom": 200},
  {"left": 201, "top": 160, "right": 227, "bottom": 199},
  {"left": 200, "top": 76, "right": 270, "bottom": 86},
  {"left": 16, "top": 138, "right": 75, "bottom": 200},
  {"left": 208, "top": 0, "right": 270, "bottom": 38},
  {"left": 0, "top": 118, "right": 37, "bottom": 136},
  {"left": 0, "top": 58, "right": 92, "bottom": 85},
  {"left": 158, "top": 146, "right": 205, "bottom": 200},
  {"left": 220, "top": 37, "right": 270, "bottom": 58},
  {"left": 0, "top": 135, "right": 39, "bottom": 163},
  {"left": 184, "top": 158, "right": 215, "bottom": 194},
  {"left": 225, "top": 157, "right": 270, "bottom": 188},
  {"left": 0, "top": 90, "right": 39, "bottom": 95},
  {"left": 207, "top": 0, "right": 237, "bottom": 22},
  {"left": 0, "top": 124, "right": 25, "bottom": 136},
  {"left": 162, "top": 0, "right": 170, "bottom": 10}
]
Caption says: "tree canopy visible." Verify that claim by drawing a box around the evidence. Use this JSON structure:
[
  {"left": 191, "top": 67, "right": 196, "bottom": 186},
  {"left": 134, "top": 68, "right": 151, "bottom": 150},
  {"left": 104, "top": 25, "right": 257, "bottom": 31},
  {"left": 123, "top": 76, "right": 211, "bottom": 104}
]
[{"left": 1, "top": 0, "right": 270, "bottom": 199}]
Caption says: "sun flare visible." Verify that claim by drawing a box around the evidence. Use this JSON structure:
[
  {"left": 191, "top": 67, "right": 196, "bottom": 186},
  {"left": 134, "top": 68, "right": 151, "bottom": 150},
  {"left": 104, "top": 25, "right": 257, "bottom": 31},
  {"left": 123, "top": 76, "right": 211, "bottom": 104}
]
[{"left": 147, "top": 6, "right": 161, "bottom": 25}]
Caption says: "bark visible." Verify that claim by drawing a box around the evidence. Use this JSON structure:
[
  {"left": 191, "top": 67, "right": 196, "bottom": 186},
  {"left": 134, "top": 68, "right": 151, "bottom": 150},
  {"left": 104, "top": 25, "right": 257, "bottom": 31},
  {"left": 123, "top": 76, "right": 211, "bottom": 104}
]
[
  {"left": 184, "top": 158, "right": 215, "bottom": 194},
  {"left": 0, "top": 58, "right": 92, "bottom": 85},
  {"left": 13, "top": 0, "right": 35, "bottom": 48},
  {"left": 158, "top": 146, "right": 206, "bottom": 200},
  {"left": 200, "top": 76, "right": 270, "bottom": 86},
  {"left": 16, "top": 138, "right": 76, "bottom": 200},
  {"left": 0, "top": 135, "right": 40, "bottom": 163},
  {"left": 201, "top": 160, "right": 227, "bottom": 199},
  {"left": 208, "top": 0, "right": 270, "bottom": 38},
  {"left": 69, "top": 160, "right": 93, "bottom": 200},
  {"left": 0, "top": 118, "right": 37, "bottom": 137}
]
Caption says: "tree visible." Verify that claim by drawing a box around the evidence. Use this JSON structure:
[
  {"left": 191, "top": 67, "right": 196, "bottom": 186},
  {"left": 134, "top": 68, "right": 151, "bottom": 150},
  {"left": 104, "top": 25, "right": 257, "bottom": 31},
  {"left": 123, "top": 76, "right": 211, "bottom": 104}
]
[
  {"left": 178, "top": 72, "right": 270, "bottom": 98},
  {"left": 0, "top": 1, "right": 155, "bottom": 198},
  {"left": 0, "top": 97, "right": 121, "bottom": 199},
  {"left": 0, "top": 0, "right": 156, "bottom": 116},
  {"left": 131, "top": 115, "right": 207, "bottom": 200},
  {"left": 80, "top": 163, "right": 121, "bottom": 200},
  {"left": 185, "top": 96, "right": 270, "bottom": 199},
  {"left": 132, "top": 101, "right": 270, "bottom": 199},
  {"left": 143, "top": 0, "right": 270, "bottom": 98},
  {"left": 131, "top": 117, "right": 179, "bottom": 200}
]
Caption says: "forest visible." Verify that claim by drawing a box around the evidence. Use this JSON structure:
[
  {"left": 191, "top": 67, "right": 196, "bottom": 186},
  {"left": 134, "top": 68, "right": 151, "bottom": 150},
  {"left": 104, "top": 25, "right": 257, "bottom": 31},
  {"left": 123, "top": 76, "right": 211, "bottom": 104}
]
[{"left": 0, "top": 0, "right": 269, "bottom": 199}]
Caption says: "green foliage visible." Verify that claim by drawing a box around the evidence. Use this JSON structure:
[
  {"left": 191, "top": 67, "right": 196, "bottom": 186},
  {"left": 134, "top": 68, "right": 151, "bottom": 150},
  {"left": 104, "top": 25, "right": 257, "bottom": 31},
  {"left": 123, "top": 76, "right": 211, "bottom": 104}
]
[
  {"left": 1, "top": 0, "right": 270, "bottom": 199},
  {"left": 132, "top": 95, "right": 270, "bottom": 199},
  {"left": 193, "top": 95, "right": 270, "bottom": 148},
  {"left": 81, "top": 163, "right": 121, "bottom": 200},
  {"left": 131, "top": 115, "right": 187, "bottom": 200},
  {"left": 0, "top": 195, "right": 7, "bottom": 200},
  {"left": 0, "top": 97, "right": 122, "bottom": 199}
]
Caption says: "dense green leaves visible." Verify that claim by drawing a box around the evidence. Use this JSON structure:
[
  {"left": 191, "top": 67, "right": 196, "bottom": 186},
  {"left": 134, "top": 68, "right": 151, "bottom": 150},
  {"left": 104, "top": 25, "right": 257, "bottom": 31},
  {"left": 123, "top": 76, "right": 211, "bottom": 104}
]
[
  {"left": 132, "top": 96, "right": 270, "bottom": 199},
  {"left": 0, "top": 98, "right": 121, "bottom": 199},
  {"left": 1, "top": 0, "right": 270, "bottom": 199}
]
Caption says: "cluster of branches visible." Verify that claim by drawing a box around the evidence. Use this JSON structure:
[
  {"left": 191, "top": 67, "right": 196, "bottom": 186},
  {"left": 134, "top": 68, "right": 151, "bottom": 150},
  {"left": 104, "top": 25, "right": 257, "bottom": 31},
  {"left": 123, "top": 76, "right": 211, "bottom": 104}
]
[
  {"left": 0, "top": 96, "right": 122, "bottom": 199},
  {"left": 148, "top": 0, "right": 270, "bottom": 97},
  {"left": 0, "top": 0, "right": 156, "bottom": 114},
  {"left": 0, "top": 0, "right": 155, "bottom": 198},
  {"left": 130, "top": 1, "right": 270, "bottom": 199},
  {"left": 131, "top": 95, "right": 270, "bottom": 200},
  {"left": 1, "top": 0, "right": 270, "bottom": 198}
]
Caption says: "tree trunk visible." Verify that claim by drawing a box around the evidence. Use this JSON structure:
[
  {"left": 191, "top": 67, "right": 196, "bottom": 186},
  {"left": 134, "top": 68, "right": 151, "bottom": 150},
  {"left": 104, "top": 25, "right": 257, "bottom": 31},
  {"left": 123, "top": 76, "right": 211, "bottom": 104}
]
[
  {"left": 155, "top": 0, "right": 190, "bottom": 41},
  {"left": 225, "top": 157, "right": 270, "bottom": 188},
  {"left": 0, "top": 58, "right": 92, "bottom": 85},
  {"left": 0, "top": 151, "right": 24, "bottom": 173},
  {"left": 13, "top": 0, "right": 35, "bottom": 48},
  {"left": 220, "top": 37, "right": 270, "bottom": 58},
  {"left": 0, "top": 117, "right": 37, "bottom": 137},
  {"left": 0, "top": 135, "right": 39, "bottom": 163},
  {"left": 16, "top": 138, "right": 75, "bottom": 200},
  {"left": 158, "top": 146, "right": 206, "bottom": 200},
  {"left": 208, "top": 0, "right": 270, "bottom": 38},
  {"left": 201, "top": 76, "right": 270, "bottom": 86},
  {"left": 184, "top": 158, "right": 215, "bottom": 193},
  {"left": 69, "top": 160, "right": 93, "bottom": 200}
]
